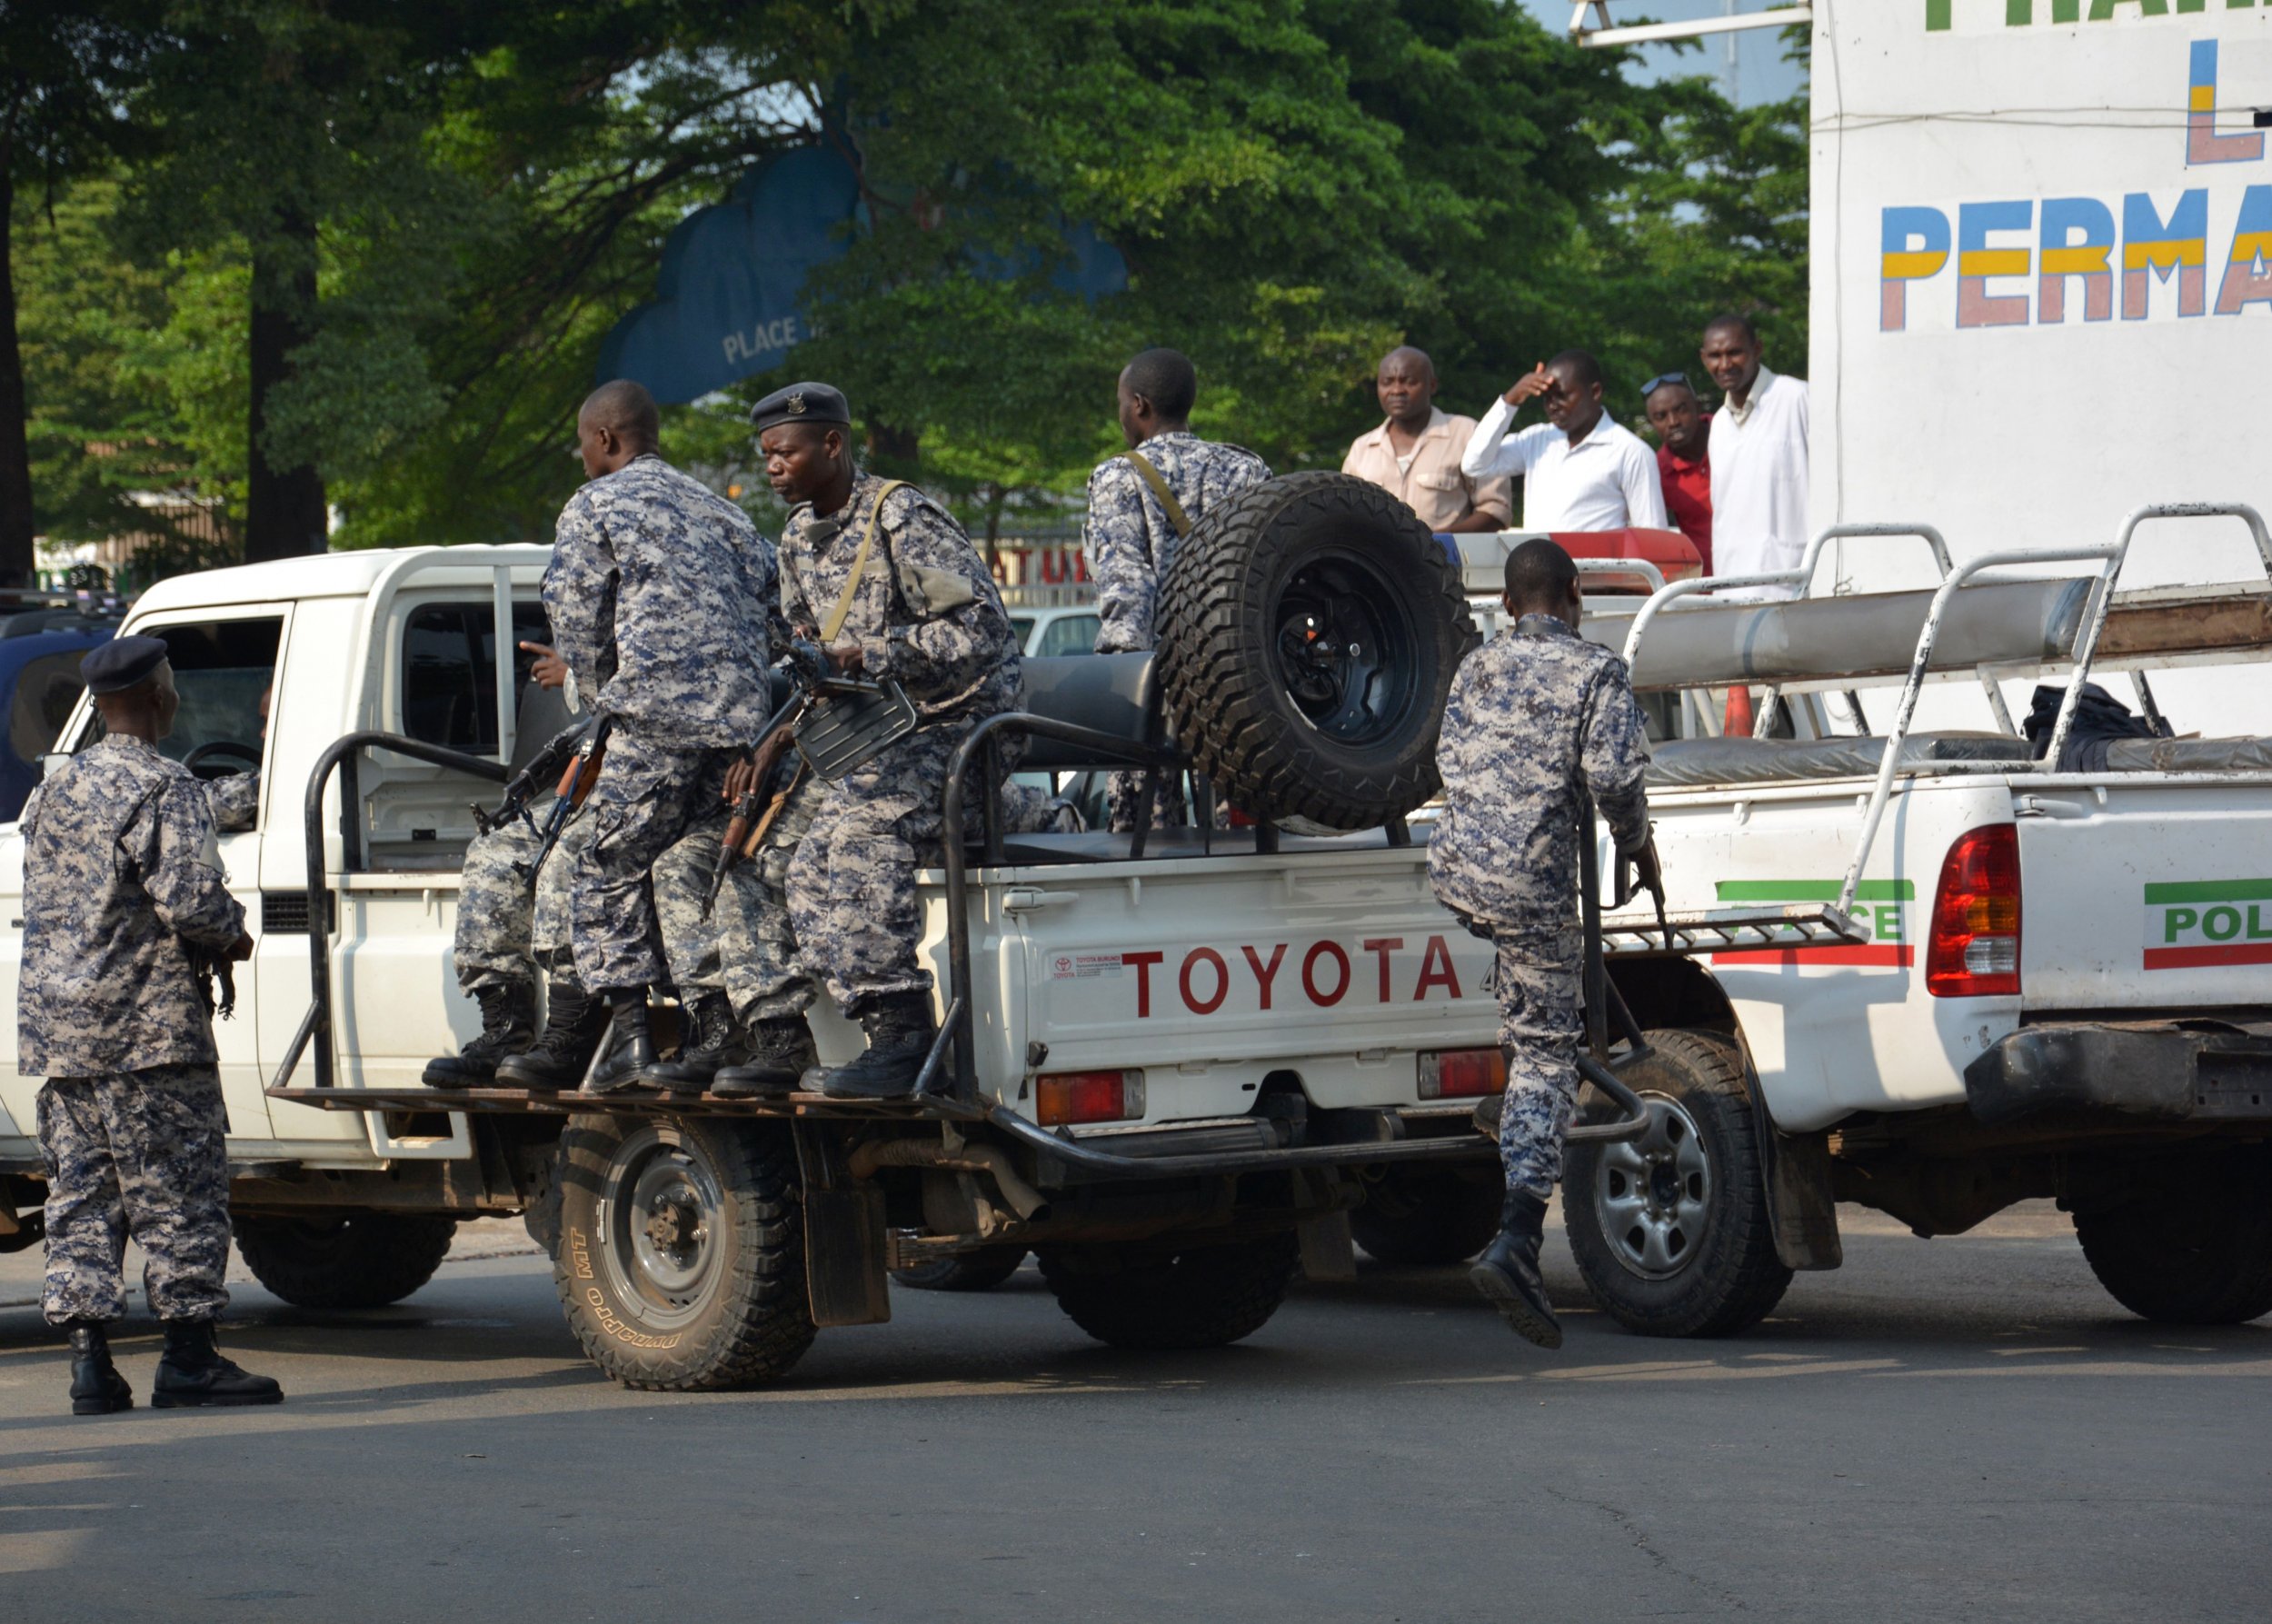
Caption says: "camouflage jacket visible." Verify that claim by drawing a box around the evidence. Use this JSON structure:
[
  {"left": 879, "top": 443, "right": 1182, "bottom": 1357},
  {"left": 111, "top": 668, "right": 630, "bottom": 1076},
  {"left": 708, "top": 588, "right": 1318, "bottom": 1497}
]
[
  {"left": 543, "top": 453, "right": 781, "bottom": 746},
  {"left": 1083, "top": 431, "right": 1271, "bottom": 654},
  {"left": 205, "top": 770, "right": 260, "bottom": 833},
  {"left": 1429, "top": 614, "right": 1651, "bottom": 946},
  {"left": 779, "top": 472, "right": 1021, "bottom": 725},
  {"left": 17, "top": 735, "right": 248, "bottom": 1075}
]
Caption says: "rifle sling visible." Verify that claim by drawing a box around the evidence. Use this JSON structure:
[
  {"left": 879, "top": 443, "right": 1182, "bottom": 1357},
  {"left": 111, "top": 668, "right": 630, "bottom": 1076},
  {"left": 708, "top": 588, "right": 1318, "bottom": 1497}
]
[
  {"left": 820, "top": 479, "right": 912, "bottom": 644},
  {"left": 1124, "top": 449, "right": 1191, "bottom": 539}
]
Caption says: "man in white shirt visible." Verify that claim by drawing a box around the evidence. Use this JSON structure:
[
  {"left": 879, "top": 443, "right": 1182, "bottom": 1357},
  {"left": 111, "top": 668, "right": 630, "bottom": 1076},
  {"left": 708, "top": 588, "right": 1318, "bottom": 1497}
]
[
  {"left": 1460, "top": 349, "right": 1668, "bottom": 533},
  {"left": 1701, "top": 314, "right": 1809, "bottom": 595}
]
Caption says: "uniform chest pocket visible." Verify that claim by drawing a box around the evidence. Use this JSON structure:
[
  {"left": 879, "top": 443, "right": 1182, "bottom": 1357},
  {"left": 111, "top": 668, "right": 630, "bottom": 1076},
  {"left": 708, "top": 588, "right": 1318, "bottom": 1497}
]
[
  {"left": 1415, "top": 467, "right": 1465, "bottom": 493},
  {"left": 894, "top": 562, "right": 979, "bottom": 620}
]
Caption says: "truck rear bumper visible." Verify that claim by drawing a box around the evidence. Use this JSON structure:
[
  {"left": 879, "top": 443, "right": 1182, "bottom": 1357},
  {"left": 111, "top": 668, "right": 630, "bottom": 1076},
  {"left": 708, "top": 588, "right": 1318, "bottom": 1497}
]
[{"left": 1964, "top": 1022, "right": 2272, "bottom": 1126}]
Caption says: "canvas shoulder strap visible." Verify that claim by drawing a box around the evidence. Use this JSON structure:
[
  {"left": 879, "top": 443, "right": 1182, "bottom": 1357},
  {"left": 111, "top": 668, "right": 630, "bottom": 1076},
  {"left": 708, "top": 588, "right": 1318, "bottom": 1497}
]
[
  {"left": 819, "top": 479, "right": 912, "bottom": 643},
  {"left": 1124, "top": 449, "right": 1191, "bottom": 540}
]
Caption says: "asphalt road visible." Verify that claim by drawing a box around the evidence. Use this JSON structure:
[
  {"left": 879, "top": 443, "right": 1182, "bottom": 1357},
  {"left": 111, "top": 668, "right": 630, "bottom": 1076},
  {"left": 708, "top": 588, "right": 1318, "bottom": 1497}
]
[{"left": 2, "top": 1201, "right": 2266, "bottom": 1623}]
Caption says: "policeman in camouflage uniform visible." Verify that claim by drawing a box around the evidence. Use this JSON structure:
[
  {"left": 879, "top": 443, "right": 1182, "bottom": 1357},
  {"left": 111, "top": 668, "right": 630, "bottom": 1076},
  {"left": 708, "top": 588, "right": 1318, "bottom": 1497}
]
[
  {"left": 543, "top": 380, "right": 776, "bottom": 1091},
  {"left": 1430, "top": 539, "right": 1654, "bottom": 1350},
  {"left": 756, "top": 381, "right": 1023, "bottom": 1098},
  {"left": 1082, "top": 346, "right": 1271, "bottom": 831},
  {"left": 19, "top": 636, "right": 283, "bottom": 1413},
  {"left": 424, "top": 636, "right": 618, "bottom": 1091}
]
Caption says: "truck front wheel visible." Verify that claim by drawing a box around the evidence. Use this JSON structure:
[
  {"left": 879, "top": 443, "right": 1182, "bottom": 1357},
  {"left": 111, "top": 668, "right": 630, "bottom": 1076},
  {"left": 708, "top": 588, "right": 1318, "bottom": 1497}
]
[
  {"left": 1037, "top": 1233, "right": 1298, "bottom": 1350},
  {"left": 2074, "top": 1149, "right": 2272, "bottom": 1324},
  {"left": 233, "top": 1213, "right": 456, "bottom": 1310},
  {"left": 553, "top": 1113, "right": 816, "bottom": 1390},
  {"left": 1350, "top": 1167, "right": 1503, "bottom": 1265},
  {"left": 1561, "top": 1030, "right": 1792, "bottom": 1338}
]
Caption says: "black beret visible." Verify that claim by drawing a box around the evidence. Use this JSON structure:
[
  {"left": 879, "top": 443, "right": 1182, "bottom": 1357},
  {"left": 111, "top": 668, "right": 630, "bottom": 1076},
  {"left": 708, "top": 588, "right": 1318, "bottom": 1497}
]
[
  {"left": 81, "top": 633, "right": 170, "bottom": 694},
  {"left": 750, "top": 381, "right": 851, "bottom": 434}
]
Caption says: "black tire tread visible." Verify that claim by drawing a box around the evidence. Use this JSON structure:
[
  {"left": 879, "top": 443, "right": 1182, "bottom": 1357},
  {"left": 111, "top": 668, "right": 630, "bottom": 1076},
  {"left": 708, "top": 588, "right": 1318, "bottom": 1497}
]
[
  {"left": 553, "top": 1113, "right": 816, "bottom": 1390},
  {"left": 1037, "top": 1233, "right": 1298, "bottom": 1350},
  {"left": 1350, "top": 1170, "right": 1504, "bottom": 1266},
  {"left": 1563, "top": 1029, "right": 1793, "bottom": 1339},
  {"left": 233, "top": 1213, "right": 457, "bottom": 1310},
  {"left": 1155, "top": 473, "right": 1478, "bottom": 829},
  {"left": 2073, "top": 1151, "right": 2272, "bottom": 1324}
]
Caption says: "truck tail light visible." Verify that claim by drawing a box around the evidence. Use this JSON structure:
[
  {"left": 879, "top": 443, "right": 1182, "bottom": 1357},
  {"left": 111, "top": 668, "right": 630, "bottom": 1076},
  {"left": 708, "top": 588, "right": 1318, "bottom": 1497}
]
[
  {"left": 1036, "top": 1070, "right": 1145, "bottom": 1127},
  {"left": 1418, "top": 1048, "right": 1507, "bottom": 1100},
  {"left": 1926, "top": 823, "right": 2021, "bottom": 998}
]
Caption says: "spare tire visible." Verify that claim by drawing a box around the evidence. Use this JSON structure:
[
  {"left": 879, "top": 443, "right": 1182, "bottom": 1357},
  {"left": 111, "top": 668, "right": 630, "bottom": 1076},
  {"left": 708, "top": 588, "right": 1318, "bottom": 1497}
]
[{"left": 1157, "top": 473, "right": 1479, "bottom": 830}]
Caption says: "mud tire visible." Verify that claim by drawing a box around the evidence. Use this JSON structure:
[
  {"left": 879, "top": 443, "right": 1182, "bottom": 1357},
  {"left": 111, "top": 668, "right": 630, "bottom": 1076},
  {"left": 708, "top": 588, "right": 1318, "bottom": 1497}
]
[
  {"left": 233, "top": 1213, "right": 456, "bottom": 1310},
  {"left": 1037, "top": 1233, "right": 1298, "bottom": 1350}
]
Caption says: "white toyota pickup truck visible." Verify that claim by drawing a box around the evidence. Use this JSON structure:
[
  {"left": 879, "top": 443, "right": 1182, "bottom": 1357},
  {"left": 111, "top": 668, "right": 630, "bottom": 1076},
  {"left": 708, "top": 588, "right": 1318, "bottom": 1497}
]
[{"left": 2, "top": 478, "right": 2266, "bottom": 1389}]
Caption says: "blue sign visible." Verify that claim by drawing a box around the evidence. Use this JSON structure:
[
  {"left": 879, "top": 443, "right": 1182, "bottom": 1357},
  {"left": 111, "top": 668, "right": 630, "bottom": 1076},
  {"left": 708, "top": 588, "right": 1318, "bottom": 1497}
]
[{"left": 600, "top": 143, "right": 1128, "bottom": 405}]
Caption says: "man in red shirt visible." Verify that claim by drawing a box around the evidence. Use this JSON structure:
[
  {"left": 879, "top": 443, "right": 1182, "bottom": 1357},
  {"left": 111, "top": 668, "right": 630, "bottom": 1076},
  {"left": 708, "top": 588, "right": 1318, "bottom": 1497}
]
[{"left": 1643, "top": 373, "right": 1712, "bottom": 573}]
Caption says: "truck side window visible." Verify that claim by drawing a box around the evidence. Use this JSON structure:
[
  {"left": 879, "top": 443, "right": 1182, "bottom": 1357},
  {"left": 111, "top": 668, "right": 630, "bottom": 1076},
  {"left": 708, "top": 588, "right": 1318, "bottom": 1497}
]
[
  {"left": 401, "top": 601, "right": 553, "bottom": 755},
  {"left": 78, "top": 617, "right": 284, "bottom": 778}
]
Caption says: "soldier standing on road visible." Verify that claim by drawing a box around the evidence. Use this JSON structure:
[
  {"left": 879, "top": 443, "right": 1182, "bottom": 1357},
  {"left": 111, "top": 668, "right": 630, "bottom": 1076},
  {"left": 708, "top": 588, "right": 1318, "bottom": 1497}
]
[
  {"left": 756, "top": 381, "right": 1022, "bottom": 1098},
  {"left": 543, "top": 381, "right": 777, "bottom": 1092},
  {"left": 1430, "top": 539, "right": 1655, "bottom": 1349},
  {"left": 19, "top": 635, "right": 283, "bottom": 1413},
  {"left": 1081, "top": 348, "right": 1271, "bottom": 831}
]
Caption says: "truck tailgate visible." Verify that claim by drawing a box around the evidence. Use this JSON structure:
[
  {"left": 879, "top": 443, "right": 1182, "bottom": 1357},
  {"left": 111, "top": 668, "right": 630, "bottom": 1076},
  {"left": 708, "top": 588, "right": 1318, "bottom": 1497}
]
[{"left": 2018, "top": 776, "right": 2272, "bottom": 1011}]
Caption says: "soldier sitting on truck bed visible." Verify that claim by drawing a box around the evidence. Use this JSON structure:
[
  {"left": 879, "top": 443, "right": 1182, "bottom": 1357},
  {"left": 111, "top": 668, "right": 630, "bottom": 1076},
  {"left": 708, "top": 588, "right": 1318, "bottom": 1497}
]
[
  {"left": 1081, "top": 347, "right": 1271, "bottom": 832},
  {"left": 1430, "top": 538, "right": 1655, "bottom": 1350},
  {"left": 754, "top": 380, "right": 1023, "bottom": 1099}
]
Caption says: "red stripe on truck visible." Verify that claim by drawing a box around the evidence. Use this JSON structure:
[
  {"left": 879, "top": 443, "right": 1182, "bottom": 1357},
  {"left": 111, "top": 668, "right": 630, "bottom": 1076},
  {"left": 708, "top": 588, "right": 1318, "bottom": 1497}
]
[
  {"left": 2142, "top": 942, "right": 2272, "bottom": 971},
  {"left": 1712, "top": 945, "right": 1915, "bottom": 967}
]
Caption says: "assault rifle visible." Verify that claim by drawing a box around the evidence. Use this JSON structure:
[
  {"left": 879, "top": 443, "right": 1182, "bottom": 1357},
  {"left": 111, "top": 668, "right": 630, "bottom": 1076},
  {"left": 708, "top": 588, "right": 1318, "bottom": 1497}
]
[
  {"left": 514, "top": 716, "right": 612, "bottom": 882},
  {"left": 473, "top": 717, "right": 597, "bottom": 839},
  {"left": 703, "top": 639, "right": 917, "bottom": 915}
]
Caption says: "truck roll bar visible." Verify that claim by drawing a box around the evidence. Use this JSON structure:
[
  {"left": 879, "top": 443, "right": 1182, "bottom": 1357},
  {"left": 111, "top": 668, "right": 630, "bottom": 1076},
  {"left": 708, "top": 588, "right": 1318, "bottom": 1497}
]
[{"left": 273, "top": 732, "right": 509, "bottom": 1095}]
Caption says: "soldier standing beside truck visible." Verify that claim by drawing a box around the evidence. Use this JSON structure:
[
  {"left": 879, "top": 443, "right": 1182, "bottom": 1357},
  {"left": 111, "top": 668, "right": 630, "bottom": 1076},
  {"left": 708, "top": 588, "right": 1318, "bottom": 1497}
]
[
  {"left": 756, "top": 380, "right": 1024, "bottom": 1098},
  {"left": 542, "top": 381, "right": 779, "bottom": 1092},
  {"left": 1430, "top": 539, "right": 1655, "bottom": 1350},
  {"left": 18, "top": 635, "right": 282, "bottom": 1413}
]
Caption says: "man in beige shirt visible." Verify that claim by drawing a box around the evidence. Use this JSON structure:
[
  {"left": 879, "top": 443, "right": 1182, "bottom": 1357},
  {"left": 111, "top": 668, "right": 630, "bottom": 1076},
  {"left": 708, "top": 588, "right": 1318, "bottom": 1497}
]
[{"left": 1342, "top": 345, "right": 1512, "bottom": 533}]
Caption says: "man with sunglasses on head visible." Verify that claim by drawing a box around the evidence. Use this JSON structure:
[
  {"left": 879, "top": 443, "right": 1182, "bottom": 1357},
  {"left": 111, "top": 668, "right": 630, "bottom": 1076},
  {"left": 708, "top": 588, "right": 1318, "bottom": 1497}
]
[
  {"left": 1460, "top": 349, "right": 1666, "bottom": 534},
  {"left": 1640, "top": 373, "right": 1713, "bottom": 572}
]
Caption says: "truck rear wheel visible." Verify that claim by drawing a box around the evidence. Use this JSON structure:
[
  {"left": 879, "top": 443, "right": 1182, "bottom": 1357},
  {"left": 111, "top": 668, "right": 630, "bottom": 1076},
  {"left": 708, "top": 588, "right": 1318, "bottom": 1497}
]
[
  {"left": 1037, "top": 1233, "right": 1298, "bottom": 1350},
  {"left": 1562, "top": 1030, "right": 1792, "bottom": 1338},
  {"left": 553, "top": 1113, "right": 816, "bottom": 1390},
  {"left": 1350, "top": 1167, "right": 1503, "bottom": 1265},
  {"left": 892, "top": 1247, "right": 1028, "bottom": 1292},
  {"left": 1156, "top": 472, "right": 1479, "bottom": 830},
  {"left": 2074, "top": 1149, "right": 2272, "bottom": 1324},
  {"left": 233, "top": 1213, "right": 455, "bottom": 1310}
]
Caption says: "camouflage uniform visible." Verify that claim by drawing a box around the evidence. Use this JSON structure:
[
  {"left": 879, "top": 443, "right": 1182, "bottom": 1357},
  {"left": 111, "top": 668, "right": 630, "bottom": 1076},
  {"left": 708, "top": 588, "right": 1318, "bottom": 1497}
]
[
  {"left": 1429, "top": 614, "right": 1650, "bottom": 1200},
  {"left": 17, "top": 735, "right": 248, "bottom": 1326},
  {"left": 652, "top": 762, "right": 823, "bottom": 1022},
  {"left": 462, "top": 805, "right": 593, "bottom": 991},
  {"left": 204, "top": 770, "right": 260, "bottom": 833},
  {"left": 542, "top": 453, "right": 778, "bottom": 993},
  {"left": 779, "top": 473, "right": 1021, "bottom": 1009},
  {"left": 1081, "top": 431, "right": 1271, "bottom": 831}
]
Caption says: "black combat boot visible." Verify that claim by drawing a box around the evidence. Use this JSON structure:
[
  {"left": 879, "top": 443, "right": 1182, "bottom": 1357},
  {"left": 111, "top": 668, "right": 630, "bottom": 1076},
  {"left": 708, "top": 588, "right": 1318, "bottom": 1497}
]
[
  {"left": 421, "top": 979, "right": 536, "bottom": 1087},
  {"left": 712, "top": 1017, "right": 820, "bottom": 1099},
  {"left": 67, "top": 1321, "right": 133, "bottom": 1416},
  {"left": 640, "top": 992, "right": 747, "bottom": 1093},
  {"left": 151, "top": 1320, "right": 284, "bottom": 1409},
  {"left": 813, "top": 993, "right": 935, "bottom": 1100},
  {"left": 494, "top": 981, "right": 607, "bottom": 1091},
  {"left": 1470, "top": 1190, "right": 1562, "bottom": 1350},
  {"left": 583, "top": 991, "right": 656, "bottom": 1095}
]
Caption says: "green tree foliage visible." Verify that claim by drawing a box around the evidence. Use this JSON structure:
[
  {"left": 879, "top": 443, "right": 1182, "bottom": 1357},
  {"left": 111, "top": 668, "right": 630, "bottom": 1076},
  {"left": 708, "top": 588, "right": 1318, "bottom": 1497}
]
[{"left": 8, "top": 1, "right": 1809, "bottom": 581}]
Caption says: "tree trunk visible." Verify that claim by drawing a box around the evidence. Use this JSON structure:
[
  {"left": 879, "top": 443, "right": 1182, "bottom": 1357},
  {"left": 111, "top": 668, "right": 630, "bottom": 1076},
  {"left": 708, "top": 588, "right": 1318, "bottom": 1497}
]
[
  {"left": 244, "top": 216, "right": 326, "bottom": 563},
  {"left": 0, "top": 136, "right": 37, "bottom": 589}
]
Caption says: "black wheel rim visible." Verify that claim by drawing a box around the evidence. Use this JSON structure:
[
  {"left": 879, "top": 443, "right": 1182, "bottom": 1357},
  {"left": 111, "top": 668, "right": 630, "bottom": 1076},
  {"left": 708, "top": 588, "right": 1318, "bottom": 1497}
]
[{"left": 1271, "top": 546, "right": 1422, "bottom": 747}]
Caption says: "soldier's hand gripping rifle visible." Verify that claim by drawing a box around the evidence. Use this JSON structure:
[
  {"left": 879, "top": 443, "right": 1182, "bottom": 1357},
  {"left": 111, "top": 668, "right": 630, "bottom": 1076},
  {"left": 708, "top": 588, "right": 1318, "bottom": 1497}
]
[
  {"left": 513, "top": 715, "right": 611, "bottom": 882},
  {"left": 473, "top": 719, "right": 592, "bottom": 839},
  {"left": 1615, "top": 823, "right": 1673, "bottom": 952}
]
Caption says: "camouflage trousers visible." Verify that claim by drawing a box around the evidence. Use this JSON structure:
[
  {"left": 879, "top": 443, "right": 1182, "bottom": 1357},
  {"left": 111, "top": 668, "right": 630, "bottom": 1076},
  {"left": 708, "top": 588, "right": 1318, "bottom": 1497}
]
[
  {"left": 456, "top": 802, "right": 591, "bottom": 992},
  {"left": 1105, "top": 769, "right": 1231, "bottom": 836},
  {"left": 788, "top": 725, "right": 972, "bottom": 1011},
  {"left": 653, "top": 762, "right": 824, "bottom": 1021},
  {"left": 1490, "top": 939, "right": 1583, "bottom": 1201},
  {"left": 570, "top": 731, "right": 726, "bottom": 994},
  {"left": 36, "top": 1063, "right": 231, "bottom": 1325}
]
